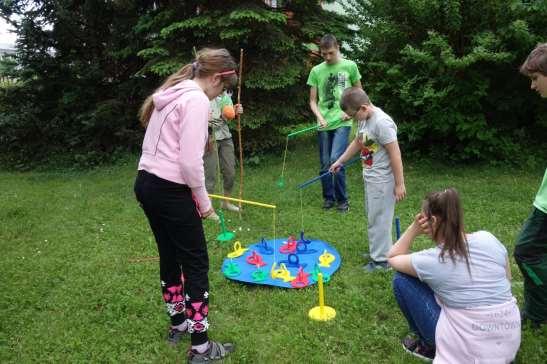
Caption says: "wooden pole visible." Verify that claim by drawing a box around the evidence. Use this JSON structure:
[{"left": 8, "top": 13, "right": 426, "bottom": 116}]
[{"left": 236, "top": 49, "right": 244, "bottom": 209}]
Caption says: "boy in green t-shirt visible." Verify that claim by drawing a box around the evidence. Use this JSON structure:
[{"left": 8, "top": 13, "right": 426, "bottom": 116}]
[
  {"left": 514, "top": 43, "right": 547, "bottom": 327},
  {"left": 307, "top": 34, "right": 362, "bottom": 212}
]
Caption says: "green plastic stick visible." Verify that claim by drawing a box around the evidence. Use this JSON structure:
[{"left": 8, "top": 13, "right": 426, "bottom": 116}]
[{"left": 287, "top": 124, "right": 320, "bottom": 138}]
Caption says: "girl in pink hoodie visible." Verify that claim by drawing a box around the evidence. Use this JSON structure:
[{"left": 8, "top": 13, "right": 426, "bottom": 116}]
[
  {"left": 388, "top": 188, "right": 521, "bottom": 363},
  {"left": 134, "top": 48, "right": 237, "bottom": 363}
]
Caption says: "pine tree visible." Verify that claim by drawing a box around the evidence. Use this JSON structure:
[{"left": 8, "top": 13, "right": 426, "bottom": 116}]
[
  {"left": 135, "top": 0, "right": 354, "bottom": 154},
  {"left": 0, "top": 1, "right": 354, "bottom": 166}
]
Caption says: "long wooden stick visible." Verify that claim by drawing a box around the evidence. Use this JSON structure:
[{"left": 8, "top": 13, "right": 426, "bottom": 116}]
[{"left": 236, "top": 49, "right": 244, "bottom": 209}]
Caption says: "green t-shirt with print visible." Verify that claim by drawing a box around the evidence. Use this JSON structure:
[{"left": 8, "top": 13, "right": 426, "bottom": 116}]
[
  {"left": 533, "top": 168, "right": 547, "bottom": 214},
  {"left": 307, "top": 58, "right": 361, "bottom": 131}
]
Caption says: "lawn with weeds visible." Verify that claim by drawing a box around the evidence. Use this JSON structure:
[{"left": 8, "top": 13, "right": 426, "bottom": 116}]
[{"left": 1, "top": 141, "right": 546, "bottom": 363}]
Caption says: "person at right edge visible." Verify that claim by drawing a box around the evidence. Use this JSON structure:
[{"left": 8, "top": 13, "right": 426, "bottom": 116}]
[{"left": 514, "top": 42, "right": 547, "bottom": 328}]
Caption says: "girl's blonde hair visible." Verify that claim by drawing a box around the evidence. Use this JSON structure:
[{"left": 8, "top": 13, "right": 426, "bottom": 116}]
[{"left": 139, "top": 48, "right": 237, "bottom": 127}]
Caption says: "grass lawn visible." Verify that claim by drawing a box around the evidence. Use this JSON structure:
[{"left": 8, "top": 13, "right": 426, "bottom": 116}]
[{"left": 1, "top": 141, "right": 546, "bottom": 363}]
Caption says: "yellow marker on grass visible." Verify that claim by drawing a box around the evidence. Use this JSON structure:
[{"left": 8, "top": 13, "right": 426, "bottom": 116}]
[{"left": 308, "top": 273, "right": 336, "bottom": 321}]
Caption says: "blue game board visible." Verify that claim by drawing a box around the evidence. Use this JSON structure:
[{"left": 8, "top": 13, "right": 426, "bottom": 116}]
[{"left": 221, "top": 234, "right": 341, "bottom": 288}]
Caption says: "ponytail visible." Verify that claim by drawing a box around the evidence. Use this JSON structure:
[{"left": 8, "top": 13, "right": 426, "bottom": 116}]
[
  {"left": 139, "top": 48, "right": 237, "bottom": 128},
  {"left": 422, "top": 188, "right": 471, "bottom": 274}
]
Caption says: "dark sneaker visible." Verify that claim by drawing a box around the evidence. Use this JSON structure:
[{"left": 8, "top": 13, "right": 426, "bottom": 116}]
[
  {"left": 363, "top": 260, "right": 391, "bottom": 272},
  {"left": 322, "top": 200, "right": 335, "bottom": 210},
  {"left": 402, "top": 336, "right": 434, "bottom": 362},
  {"left": 188, "top": 341, "right": 235, "bottom": 363},
  {"left": 336, "top": 201, "right": 349, "bottom": 213},
  {"left": 167, "top": 327, "right": 187, "bottom": 346}
]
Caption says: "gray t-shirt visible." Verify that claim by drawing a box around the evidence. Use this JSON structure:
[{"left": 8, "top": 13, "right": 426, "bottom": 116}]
[
  {"left": 411, "top": 231, "right": 512, "bottom": 309},
  {"left": 356, "top": 107, "right": 397, "bottom": 183}
]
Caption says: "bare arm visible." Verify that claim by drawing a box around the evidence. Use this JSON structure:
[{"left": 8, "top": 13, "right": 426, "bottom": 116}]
[
  {"left": 353, "top": 79, "right": 362, "bottom": 89},
  {"left": 384, "top": 140, "right": 406, "bottom": 202},
  {"left": 388, "top": 255, "right": 417, "bottom": 276},
  {"left": 309, "top": 87, "right": 327, "bottom": 128},
  {"left": 387, "top": 213, "right": 429, "bottom": 277},
  {"left": 329, "top": 137, "right": 361, "bottom": 173}
]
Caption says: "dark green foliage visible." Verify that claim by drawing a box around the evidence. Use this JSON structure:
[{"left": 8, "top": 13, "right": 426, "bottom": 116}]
[
  {"left": 3, "top": 1, "right": 544, "bottom": 167},
  {"left": 0, "top": 0, "right": 153, "bottom": 168},
  {"left": 346, "top": 0, "right": 547, "bottom": 161},
  {"left": 0, "top": 1, "right": 353, "bottom": 168},
  {"left": 135, "top": 0, "right": 353, "bottom": 154}
]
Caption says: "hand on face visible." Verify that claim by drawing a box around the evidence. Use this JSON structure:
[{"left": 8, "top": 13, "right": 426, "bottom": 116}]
[{"left": 413, "top": 212, "right": 433, "bottom": 237}]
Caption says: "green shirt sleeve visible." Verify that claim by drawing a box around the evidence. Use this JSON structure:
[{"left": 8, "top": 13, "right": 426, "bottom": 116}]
[
  {"left": 307, "top": 68, "right": 318, "bottom": 87},
  {"left": 349, "top": 61, "right": 361, "bottom": 85}
]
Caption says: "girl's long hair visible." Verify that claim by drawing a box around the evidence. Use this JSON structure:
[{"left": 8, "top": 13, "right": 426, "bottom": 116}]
[
  {"left": 139, "top": 48, "right": 238, "bottom": 127},
  {"left": 422, "top": 188, "right": 471, "bottom": 273}
]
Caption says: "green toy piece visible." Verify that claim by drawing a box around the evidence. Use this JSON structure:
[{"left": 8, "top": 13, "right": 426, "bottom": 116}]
[
  {"left": 224, "top": 260, "right": 241, "bottom": 278},
  {"left": 251, "top": 267, "right": 267, "bottom": 282},
  {"left": 216, "top": 210, "right": 236, "bottom": 243},
  {"left": 312, "top": 264, "right": 331, "bottom": 283}
]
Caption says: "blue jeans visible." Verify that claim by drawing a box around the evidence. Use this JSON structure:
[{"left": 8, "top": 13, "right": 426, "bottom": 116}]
[
  {"left": 393, "top": 272, "right": 440, "bottom": 347},
  {"left": 318, "top": 126, "right": 350, "bottom": 203}
]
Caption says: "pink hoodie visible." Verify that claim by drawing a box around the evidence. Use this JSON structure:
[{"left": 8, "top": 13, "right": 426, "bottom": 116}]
[{"left": 138, "top": 79, "right": 211, "bottom": 214}]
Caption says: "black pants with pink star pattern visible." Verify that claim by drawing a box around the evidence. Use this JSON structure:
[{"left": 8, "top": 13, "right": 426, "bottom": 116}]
[{"left": 135, "top": 170, "right": 210, "bottom": 345}]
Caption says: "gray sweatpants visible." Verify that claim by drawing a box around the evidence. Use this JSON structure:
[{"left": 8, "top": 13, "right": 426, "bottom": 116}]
[
  {"left": 364, "top": 177, "right": 395, "bottom": 262},
  {"left": 204, "top": 137, "right": 236, "bottom": 195}
]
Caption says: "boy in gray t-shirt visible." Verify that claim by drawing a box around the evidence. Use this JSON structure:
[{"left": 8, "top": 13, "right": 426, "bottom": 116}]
[{"left": 330, "top": 87, "right": 406, "bottom": 272}]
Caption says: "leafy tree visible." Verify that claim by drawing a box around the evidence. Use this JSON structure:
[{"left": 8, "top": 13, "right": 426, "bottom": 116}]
[
  {"left": 346, "top": 0, "right": 547, "bottom": 161},
  {"left": 0, "top": 0, "right": 354, "bottom": 167},
  {"left": 135, "top": 0, "right": 354, "bottom": 155},
  {"left": 0, "top": 0, "right": 153, "bottom": 167}
]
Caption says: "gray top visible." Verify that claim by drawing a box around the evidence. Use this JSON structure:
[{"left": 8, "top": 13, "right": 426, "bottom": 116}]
[
  {"left": 356, "top": 106, "right": 397, "bottom": 183},
  {"left": 411, "top": 231, "right": 512, "bottom": 309}
]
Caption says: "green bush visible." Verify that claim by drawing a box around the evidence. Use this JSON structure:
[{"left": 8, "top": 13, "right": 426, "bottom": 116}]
[
  {"left": 346, "top": 0, "right": 547, "bottom": 161},
  {"left": 0, "top": 1, "right": 352, "bottom": 168}
]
